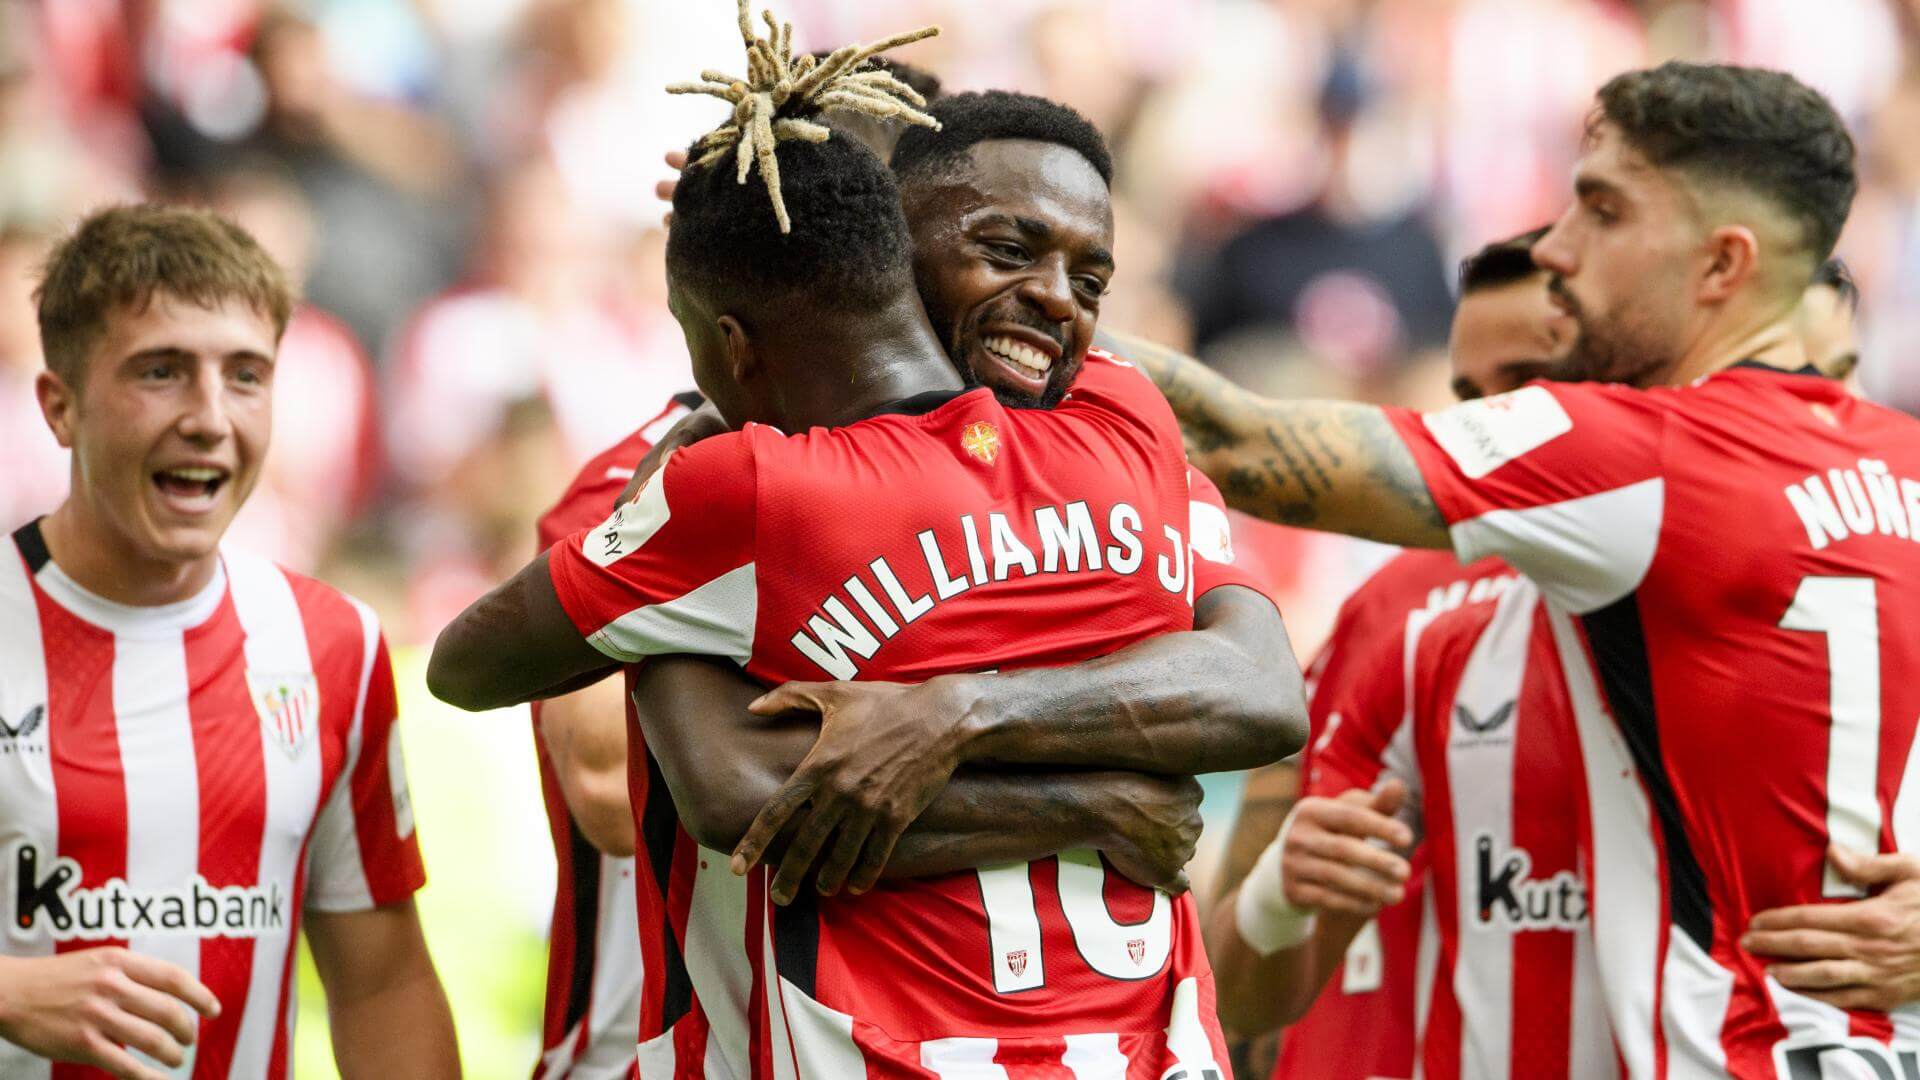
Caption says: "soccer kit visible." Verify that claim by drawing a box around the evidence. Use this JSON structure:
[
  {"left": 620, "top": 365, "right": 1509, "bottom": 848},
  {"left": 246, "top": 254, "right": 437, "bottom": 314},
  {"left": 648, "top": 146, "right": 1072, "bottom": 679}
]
[
  {"left": 1384, "top": 365, "right": 1920, "bottom": 1077},
  {"left": 1308, "top": 548, "right": 1614, "bottom": 1079},
  {"left": 0, "top": 520, "right": 424, "bottom": 1079},
  {"left": 533, "top": 394, "right": 701, "bottom": 1080},
  {"left": 1269, "top": 553, "right": 1465, "bottom": 1080},
  {"left": 549, "top": 351, "right": 1258, "bottom": 1078}
]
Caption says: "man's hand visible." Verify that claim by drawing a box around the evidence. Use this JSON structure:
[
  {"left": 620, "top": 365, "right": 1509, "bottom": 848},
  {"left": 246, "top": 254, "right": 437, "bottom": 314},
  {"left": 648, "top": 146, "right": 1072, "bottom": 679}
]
[
  {"left": 0, "top": 949, "right": 220, "bottom": 1080},
  {"left": 1743, "top": 846, "right": 1920, "bottom": 1010},
  {"left": 615, "top": 401, "right": 729, "bottom": 507},
  {"left": 732, "top": 678, "right": 973, "bottom": 904},
  {"left": 1098, "top": 772, "right": 1204, "bottom": 894},
  {"left": 656, "top": 149, "right": 687, "bottom": 227},
  {"left": 1279, "top": 781, "right": 1413, "bottom": 916}
]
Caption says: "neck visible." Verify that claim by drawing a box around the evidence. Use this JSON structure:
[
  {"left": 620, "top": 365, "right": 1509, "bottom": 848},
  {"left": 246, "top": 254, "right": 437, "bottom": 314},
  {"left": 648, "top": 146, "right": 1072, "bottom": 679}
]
[
  {"left": 39, "top": 498, "right": 219, "bottom": 607},
  {"left": 1657, "top": 294, "right": 1809, "bottom": 388},
  {"left": 767, "top": 295, "right": 965, "bottom": 431}
]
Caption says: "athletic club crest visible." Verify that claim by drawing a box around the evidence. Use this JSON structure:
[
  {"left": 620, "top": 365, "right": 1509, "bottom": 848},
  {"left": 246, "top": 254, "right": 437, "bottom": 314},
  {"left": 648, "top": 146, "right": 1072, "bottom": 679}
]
[
  {"left": 1006, "top": 949, "right": 1028, "bottom": 977},
  {"left": 1128, "top": 938, "right": 1146, "bottom": 965},
  {"left": 247, "top": 672, "right": 319, "bottom": 760},
  {"left": 960, "top": 421, "right": 1001, "bottom": 465}
]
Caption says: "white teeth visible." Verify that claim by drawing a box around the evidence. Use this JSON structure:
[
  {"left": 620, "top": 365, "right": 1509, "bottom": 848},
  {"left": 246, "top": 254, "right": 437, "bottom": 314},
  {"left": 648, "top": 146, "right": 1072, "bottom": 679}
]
[
  {"left": 983, "top": 335, "right": 1052, "bottom": 377},
  {"left": 164, "top": 468, "right": 223, "bottom": 482}
]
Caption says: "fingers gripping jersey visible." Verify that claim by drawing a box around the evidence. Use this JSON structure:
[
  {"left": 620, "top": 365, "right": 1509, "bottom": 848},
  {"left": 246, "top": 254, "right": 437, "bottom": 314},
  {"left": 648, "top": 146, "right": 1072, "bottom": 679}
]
[
  {"left": 1386, "top": 367, "right": 1920, "bottom": 1078},
  {"left": 0, "top": 522, "right": 424, "bottom": 1080},
  {"left": 551, "top": 356, "right": 1245, "bottom": 1078}
]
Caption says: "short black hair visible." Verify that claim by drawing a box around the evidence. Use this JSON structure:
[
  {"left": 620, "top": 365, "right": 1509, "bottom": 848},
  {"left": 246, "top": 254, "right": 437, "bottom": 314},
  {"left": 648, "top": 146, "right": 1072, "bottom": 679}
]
[
  {"left": 667, "top": 133, "right": 914, "bottom": 314},
  {"left": 1595, "top": 62, "right": 1856, "bottom": 262},
  {"left": 1813, "top": 258, "right": 1860, "bottom": 312},
  {"left": 1458, "top": 226, "right": 1550, "bottom": 295},
  {"left": 890, "top": 90, "right": 1113, "bottom": 188}
]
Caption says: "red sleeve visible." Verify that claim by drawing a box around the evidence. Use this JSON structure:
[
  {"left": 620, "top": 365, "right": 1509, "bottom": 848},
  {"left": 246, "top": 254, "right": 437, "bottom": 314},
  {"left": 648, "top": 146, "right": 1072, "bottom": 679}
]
[
  {"left": 306, "top": 628, "right": 427, "bottom": 911},
  {"left": 1300, "top": 584, "right": 1415, "bottom": 804},
  {"left": 1186, "top": 465, "right": 1268, "bottom": 600},
  {"left": 1384, "top": 381, "right": 1669, "bottom": 613},
  {"left": 547, "top": 433, "right": 760, "bottom": 664}
]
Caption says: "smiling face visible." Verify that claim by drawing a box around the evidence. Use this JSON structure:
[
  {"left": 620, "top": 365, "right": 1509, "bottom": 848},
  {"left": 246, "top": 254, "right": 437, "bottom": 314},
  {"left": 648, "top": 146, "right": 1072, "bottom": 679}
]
[
  {"left": 1531, "top": 121, "right": 1702, "bottom": 388},
  {"left": 900, "top": 139, "right": 1115, "bottom": 409},
  {"left": 39, "top": 292, "right": 277, "bottom": 572}
]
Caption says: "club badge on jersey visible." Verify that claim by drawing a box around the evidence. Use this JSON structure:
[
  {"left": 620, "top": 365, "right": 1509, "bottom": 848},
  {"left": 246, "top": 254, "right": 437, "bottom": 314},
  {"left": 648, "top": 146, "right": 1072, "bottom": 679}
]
[{"left": 247, "top": 671, "right": 319, "bottom": 760}]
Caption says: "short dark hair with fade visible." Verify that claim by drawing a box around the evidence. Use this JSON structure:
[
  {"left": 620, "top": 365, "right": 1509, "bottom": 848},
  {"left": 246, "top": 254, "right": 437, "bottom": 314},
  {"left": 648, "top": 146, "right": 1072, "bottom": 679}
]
[
  {"left": 1459, "top": 225, "right": 1550, "bottom": 296},
  {"left": 667, "top": 132, "right": 916, "bottom": 314},
  {"left": 35, "top": 203, "right": 293, "bottom": 385},
  {"left": 890, "top": 90, "right": 1113, "bottom": 188},
  {"left": 1595, "top": 62, "right": 1856, "bottom": 263}
]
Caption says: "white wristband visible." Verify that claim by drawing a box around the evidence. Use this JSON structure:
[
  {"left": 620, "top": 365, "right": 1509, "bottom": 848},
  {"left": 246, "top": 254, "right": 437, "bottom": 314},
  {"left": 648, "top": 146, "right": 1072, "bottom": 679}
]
[{"left": 1234, "top": 805, "right": 1317, "bottom": 956}]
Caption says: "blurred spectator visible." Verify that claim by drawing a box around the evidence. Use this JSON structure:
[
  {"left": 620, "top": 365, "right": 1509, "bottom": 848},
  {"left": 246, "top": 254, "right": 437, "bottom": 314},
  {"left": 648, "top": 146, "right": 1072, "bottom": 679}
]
[
  {"left": 209, "top": 160, "right": 383, "bottom": 573},
  {"left": 1177, "top": 50, "right": 1454, "bottom": 380},
  {"left": 0, "top": 223, "right": 68, "bottom": 530}
]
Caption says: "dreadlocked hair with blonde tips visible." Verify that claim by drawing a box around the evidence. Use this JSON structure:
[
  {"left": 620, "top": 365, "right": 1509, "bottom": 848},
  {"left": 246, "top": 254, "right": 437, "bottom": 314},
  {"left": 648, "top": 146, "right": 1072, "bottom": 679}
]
[{"left": 668, "top": 0, "right": 941, "bottom": 233}]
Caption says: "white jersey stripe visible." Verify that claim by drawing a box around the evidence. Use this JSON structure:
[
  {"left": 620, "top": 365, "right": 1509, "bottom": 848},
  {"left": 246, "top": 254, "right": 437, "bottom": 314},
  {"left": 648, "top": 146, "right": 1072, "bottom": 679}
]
[
  {"left": 303, "top": 598, "right": 378, "bottom": 912},
  {"left": 575, "top": 853, "right": 643, "bottom": 1078},
  {"left": 0, "top": 545, "right": 53, "bottom": 1080},
  {"left": 777, "top": 976, "right": 865, "bottom": 1079},
  {"left": 632, "top": 1026, "right": 677, "bottom": 1078},
  {"left": 1569, "top": 910, "right": 1613, "bottom": 1079},
  {"left": 1414, "top": 883, "right": 1439, "bottom": 1080},
  {"left": 920, "top": 1037, "right": 1007, "bottom": 1078},
  {"left": 1444, "top": 584, "right": 1532, "bottom": 1080},
  {"left": 114, "top": 631, "right": 201, "bottom": 1079},
  {"left": 1659, "top": 932, "right": 1733, "bottom": 1078},
  {"left": 1061, "top": 1032, "right": 1128, "bottom": 1078},
  {"left": 1549, "top": 607, "right": 1660, "bottom": 1079},
  {"left": 685, "top": 850, "right": 753, "bottom": 1077},
  {"left": 226, "top": 554, "right": 324, "bottom": 1079}
]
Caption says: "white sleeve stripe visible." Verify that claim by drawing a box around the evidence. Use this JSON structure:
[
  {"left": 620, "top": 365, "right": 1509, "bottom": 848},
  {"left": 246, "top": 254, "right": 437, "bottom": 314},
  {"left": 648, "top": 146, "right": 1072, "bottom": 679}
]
[
  {"left": 582, "top": 467, "right": 672, "bottom": 569},
  {"left": 1449, "top": 479, "right": 1664, "bottom": 615},
  {"left": 588, "top": 562, "right": 758, "bottom": 665},
  {"left": 1188, "top": 499, "right": 1235, "bottom": 565}
]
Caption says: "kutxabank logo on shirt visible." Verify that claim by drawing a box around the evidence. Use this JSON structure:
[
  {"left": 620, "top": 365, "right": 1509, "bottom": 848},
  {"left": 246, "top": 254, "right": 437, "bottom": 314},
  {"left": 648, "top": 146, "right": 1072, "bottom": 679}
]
[{"left": 8, "top": 843, "right": 287, "bottom": 941}]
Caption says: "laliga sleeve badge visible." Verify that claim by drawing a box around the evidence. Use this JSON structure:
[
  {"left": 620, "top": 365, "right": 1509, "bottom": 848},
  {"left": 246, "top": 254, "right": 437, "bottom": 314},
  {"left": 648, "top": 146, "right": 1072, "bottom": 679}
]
[
  {"left": 961, "top": 421, "right": 1001, "bottom": 465},
  {"left": 247, "top": 671, "right": 319, "bottom": 759}
]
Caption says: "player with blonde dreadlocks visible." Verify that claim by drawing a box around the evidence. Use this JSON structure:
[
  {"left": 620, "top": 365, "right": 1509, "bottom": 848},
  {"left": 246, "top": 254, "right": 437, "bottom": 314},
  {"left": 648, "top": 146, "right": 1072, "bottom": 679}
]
[{"left": 667, "top": 0, "right": 939, "bottom": 232}]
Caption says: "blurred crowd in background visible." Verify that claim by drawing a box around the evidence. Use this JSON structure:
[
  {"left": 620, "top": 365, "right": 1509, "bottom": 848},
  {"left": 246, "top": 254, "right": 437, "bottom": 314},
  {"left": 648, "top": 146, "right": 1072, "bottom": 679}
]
[
  {"left": 7, "top": 0, "right": 1920, "bottom": 655},
  {"left": 8, "top": 1, "right": 1920, "bottom": 1073}
]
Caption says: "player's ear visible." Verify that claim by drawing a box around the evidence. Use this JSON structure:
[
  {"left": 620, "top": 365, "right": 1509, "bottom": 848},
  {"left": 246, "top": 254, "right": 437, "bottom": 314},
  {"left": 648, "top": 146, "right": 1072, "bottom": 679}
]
[
  {"left": 35, "top": 369, "right": 78, "bottom": 449},
  {"left": 1698, "top": 223, "right": 1760, "bottom": 304},
  {"left": 718, "top": 315, "right": 758, "bottom": 384}
]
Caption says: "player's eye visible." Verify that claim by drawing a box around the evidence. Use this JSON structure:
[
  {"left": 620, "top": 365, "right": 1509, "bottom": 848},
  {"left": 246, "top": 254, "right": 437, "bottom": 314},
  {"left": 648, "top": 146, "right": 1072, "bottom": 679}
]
[
  {"left": 984, "top": 240, "right": 1029, "bottom": 263},
  {"left": 139, "top": 362, "right": 178, "bottom": 381},
  {"left": 1073, "top": 275, "right": 1108, "bottom": 299}
]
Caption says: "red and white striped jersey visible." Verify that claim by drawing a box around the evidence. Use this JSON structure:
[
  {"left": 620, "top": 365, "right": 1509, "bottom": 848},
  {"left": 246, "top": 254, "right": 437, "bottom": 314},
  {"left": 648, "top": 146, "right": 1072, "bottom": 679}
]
[
  {"left": 532, "top": 394, "right": 699, "bottom": 1080},
  {"left": 1272, "top": 551, "right": 1467, "bottom": 1080},
  {"left": 549, "top": 351, "right": 1255, "bottom": 1077},
  {"left": 1386, "top": 365, "right": 1920, "bottom": 1077},
  {"left": 0, "top": 519, "right": 425, "bottom": 1080},
  {"left": 1311, "top": 551, "right": 1615, "bottom": 1079}
]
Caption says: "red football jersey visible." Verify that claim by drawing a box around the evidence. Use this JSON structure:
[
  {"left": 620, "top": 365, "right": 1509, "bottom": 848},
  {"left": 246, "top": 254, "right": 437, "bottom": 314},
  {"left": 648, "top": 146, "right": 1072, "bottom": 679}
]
[
  {"left": 1305, "top": 551, "right": 1616, "bottom": 1079},
  {"left": 0, "top": 520, "right": 424, "bottom": 1080},
  {"left": 1386, "top": 365, "right": 1920, "bottom": 1076},
  {"left": 533, "top": 394, "right": 700, "bottom": 1080},
  {"left": 1273, "top": 551, "right": 1464, "bottom": 1080},
  {"left": 550, "top": 352, "right": 1254, "bottom": 1076}
]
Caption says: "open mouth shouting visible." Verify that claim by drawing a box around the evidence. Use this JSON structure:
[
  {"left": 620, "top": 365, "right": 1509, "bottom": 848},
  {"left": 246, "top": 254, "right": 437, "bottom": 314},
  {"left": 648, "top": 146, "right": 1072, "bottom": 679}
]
[{"left": 151, "top": 464, "right": 232, "bottom": 516}]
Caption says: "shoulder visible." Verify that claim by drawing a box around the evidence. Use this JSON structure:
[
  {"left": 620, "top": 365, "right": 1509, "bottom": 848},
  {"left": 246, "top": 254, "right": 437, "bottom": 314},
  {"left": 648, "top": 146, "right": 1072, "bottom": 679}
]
[
  {"left": 225, "top": 550, "right": 382, "bottom": 662},
  {"left": 1336, "top": 550, "right": 1496, "bottom": 628},
  {"left": 538, "top": 395, "right": 702, "bottom": 545}
]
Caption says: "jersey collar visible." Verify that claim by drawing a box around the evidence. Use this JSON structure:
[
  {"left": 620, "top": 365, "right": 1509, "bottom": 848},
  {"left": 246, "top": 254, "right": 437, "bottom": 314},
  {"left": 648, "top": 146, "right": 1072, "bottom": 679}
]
[{"left": 15, "top": 518, "right": 228, "bottom": 638}]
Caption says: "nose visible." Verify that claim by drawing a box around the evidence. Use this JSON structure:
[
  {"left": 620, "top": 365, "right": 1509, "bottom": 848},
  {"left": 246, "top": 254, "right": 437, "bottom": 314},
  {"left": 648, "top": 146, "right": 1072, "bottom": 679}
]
[
  {"left": 175, "top": 363, "right": 231, "bottom": 446},
  {"left": 1532, "top": 210, "right": 1578, "bottom": 277},
  {"left": 1015, "top": 258, "right": 1077, "bottom": 327}
]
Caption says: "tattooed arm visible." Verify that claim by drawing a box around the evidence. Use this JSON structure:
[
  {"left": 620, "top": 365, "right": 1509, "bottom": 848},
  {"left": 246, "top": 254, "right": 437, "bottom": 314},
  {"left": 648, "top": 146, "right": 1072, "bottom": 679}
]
[{"left": 1096, "top": 328, "right": 1449, "bottom": 549}]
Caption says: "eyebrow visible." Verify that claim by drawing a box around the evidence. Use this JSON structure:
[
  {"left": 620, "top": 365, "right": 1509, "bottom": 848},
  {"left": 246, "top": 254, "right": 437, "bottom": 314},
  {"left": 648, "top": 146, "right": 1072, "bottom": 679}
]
[
  {"left": 1574, "top": 175, "right": 1623, "bottom": 202},
  {"left": 123, "top": 346, "right": 274, "bottom": 367},
  {"left": 979, "top": 213, "right": 1115, "bottom": 270}
]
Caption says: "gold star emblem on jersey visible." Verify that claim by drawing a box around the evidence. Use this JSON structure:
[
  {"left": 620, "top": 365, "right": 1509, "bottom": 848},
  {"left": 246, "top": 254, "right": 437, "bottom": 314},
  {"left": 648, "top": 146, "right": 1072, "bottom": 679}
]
[{"left": 960, "top": 421, "right": 1001, "bottom": 465}]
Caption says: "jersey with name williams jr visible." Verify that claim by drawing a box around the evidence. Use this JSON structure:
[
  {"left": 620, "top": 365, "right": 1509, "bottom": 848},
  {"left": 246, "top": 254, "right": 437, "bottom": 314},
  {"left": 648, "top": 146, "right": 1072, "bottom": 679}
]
[{"left": 547, "top": 355, "right": 1249, "bottom": 1061}]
